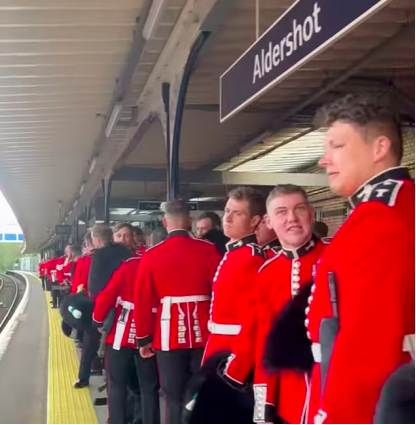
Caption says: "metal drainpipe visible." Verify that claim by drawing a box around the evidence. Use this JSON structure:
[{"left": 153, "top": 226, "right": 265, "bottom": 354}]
[{"left": 170, "top": 31, "right": 211, "bottom": 200}]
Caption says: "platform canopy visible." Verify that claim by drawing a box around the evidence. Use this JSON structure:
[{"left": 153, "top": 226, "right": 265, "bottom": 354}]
[{"left": 0, "top": 0, "right": 189, "bottom": 251}]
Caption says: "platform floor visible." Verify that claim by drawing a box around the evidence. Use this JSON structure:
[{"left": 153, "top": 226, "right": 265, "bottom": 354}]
[
  {"left": 0, "top": 273, "right": 103, "bottom": 424},
  {"left": 0, "top": 272, "right": 47, "bottom": 423}
]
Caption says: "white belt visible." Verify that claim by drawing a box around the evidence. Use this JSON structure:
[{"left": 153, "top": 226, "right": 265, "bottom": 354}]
[
  {"left": 117, "top": 297, "right": 134, "bottom": 310},
  {"left": 160, "top": 295, "right": 210, "bottom": 351},
  {"left": 312, "top": 334, "right": 415, "bottom": 363},
  {"left": 113, "top": 298, "right": 135, "bottom": 350},
  {"left": 208, "top": 320, "right": 241, "bottom": 336}
]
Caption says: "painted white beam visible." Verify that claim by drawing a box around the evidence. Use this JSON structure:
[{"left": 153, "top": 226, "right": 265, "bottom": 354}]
[{"left": 219, "top": 171, "right": 328, "bottom": 187}]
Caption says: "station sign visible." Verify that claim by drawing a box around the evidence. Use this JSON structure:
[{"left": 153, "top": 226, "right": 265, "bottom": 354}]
[
  {"left": 138, "top": 201, "right": 162, "bottom": 211},
  {"left": 55, "top": 225, "right": 72, "bottom": 236},
  {"left": 220, "top": 0, "right": 391, "bottom": 122},
  {"left": 138, "top": 201, "right": 199, "bottom": 212}
]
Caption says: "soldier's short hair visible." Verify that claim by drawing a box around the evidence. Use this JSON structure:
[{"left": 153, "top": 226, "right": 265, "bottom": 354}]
[
  {"left": 314, "top": 92, "right": 403, "bottom": 161},
  {"left": 313, "top": 221, "right": 329, "bottom": 238},
  {"left": 150, "top": 227, "right": 168, "bottom": 246},
  {"left": 91, "top": 223, "right": 113, "bottom": 243},
  {"left": 228, "top": 186, "right": 266, "bottom": 218},
  {"left": 84, "top": 230, "right": 93, "bottom": 246},
  {"left": 197, "top": 211, "right": 222, "bottom": 228},
  {"left": 132, "top": 226, "right": 143, "bottom": 236},
  {"left": 69, "top": 244, "right": 82, "bottom": 257},
  {"left": 160, "top": 199, "right": 190, "bottom": 217},
  {"left": 266, "top": 184, "right": 309, "bottom": 206},
  {"left": 113, "top": 222, "right": 133, "bottom": 234}
]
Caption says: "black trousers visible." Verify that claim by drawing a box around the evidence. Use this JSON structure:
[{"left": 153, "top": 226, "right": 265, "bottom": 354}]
[
  {"left": 40, "top": 276, "right": 46, "bottom": 290},
  {"left": 156, "top": 348, "right": 204, "bottom": 424},
  {"left": 78, "top": 328, "right": 101, "bottom": 382},
  {"left": 51, "top": 285, "right": 63, "bottom": 308},
  {"left": 106, "top": 345, "right": 160, "bottom": 424}
]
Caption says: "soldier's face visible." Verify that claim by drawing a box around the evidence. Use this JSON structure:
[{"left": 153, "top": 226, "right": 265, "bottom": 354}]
[
  {"left": 223, "top": 198, "right": 260, "bottom": 241},
  {"left": 319, "top": 121, "right": 379, "bottom": 198},
  {"left": 266, "top": 193, "right": 313, "bottom": 250},
  {"left": 114, "top": 227, "right": 134, "bottom": 249},
  {"left": 255, "top": 216, "right": 276, "bottom": 247},
  {"left": 196, "top": 218, "right": 213, "bottom": 238}
]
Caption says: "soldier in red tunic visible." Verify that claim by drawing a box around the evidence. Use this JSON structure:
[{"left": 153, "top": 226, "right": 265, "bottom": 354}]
[
  {"left": 71, "top": 231, "right": 94, "bottom": 295},
  {"left": 94, "top": 257, "right": 160, "bottom": 424},
  {"left": 134, "top": 200, "right": 221, "bottom": 424},
  {"left": 305, "top": 93, "right": 415, "bottom": 424},
  {"left": 252, "top": 185, "right": 326, "bottom": 424},
  {"left": 202, "top": 187, "right": 267, "bottom": 365}
]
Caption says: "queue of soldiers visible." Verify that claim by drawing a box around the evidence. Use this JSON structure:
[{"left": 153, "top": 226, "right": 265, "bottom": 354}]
[{"left": 38, "top": 93, "right": 414, "bottom": 424}]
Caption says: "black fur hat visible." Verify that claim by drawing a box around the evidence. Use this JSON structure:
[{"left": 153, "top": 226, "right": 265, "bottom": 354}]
[
  {"left": 61, "top": 320, "right": 73, "bottom": 337},
  {"left": 60, "top": 292, "right": 94, "bottom": 331},
  {"left": 264, "top": 281, "right": 315, "bottom": 373},
  {"left": 187, "top": 352, "right": 254, "bottom": 424},
  {"left": 374, "top": 361, "right": 415, "bottom": 424}
]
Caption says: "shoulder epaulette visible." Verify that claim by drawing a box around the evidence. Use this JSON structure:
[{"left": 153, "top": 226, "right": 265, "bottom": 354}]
[
  {"left": 248, "top": 243, "right": 266, "bottom": 258},
  {"left": 368, "top": 179, "right": 404, "bottom": 206}
]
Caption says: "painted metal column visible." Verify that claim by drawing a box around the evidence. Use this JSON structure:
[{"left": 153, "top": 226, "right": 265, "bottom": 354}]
[
  {"left": 162, "top": 82, "right": 172, "bottom": 200},
  {"left": 102, "top": 172, "right": 114, "bottom": 225},
  {"left": 170, "top": 32, "right": 210, "bottom": 199}
]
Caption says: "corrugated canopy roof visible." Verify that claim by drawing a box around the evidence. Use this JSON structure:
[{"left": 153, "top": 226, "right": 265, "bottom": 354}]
[{"left": 0, "top": 0, "right": 146, "bottom": 251}]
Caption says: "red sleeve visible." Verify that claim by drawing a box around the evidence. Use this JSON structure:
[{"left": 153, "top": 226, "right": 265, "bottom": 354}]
[
  {"left": 318, "top": 207, "right": 414, "bottom": 424},
  {"left": 62, "top": 261, "right": 73, "bottom": 283},
  {"left": 71, "top": 257, "right": 84, "bottom": 294},
  {"left": 134, "top": 253, "right": 159, "bottom": 346},
  {"left": 93, "top": 263, "right": 126, "bottom": 323},
  {"left": 224, "top": 253, "right": 265, "bottom": 385}
]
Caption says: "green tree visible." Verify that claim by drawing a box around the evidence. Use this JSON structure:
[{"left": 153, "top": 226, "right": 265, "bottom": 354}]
[{"left": 0, "top": 243, "right": 22, "bottom": 272}]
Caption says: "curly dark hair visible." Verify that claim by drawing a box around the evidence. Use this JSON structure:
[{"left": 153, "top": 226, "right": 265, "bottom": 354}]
[{"left": 314, "top": 92, "right": 403, "bottom": 161}]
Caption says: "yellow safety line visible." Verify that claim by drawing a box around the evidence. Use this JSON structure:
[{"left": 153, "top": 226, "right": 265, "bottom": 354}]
[{"left": 45, "top": 291, "right": 98, "bottom": 424}]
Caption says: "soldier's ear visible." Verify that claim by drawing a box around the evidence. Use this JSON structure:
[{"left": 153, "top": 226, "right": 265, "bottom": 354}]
[
  {"left": 264, "top": 214, "right": 273, "bottom": 230},
  {"left": 162, "top": 217, "right": 168, "bottom": 229},
  {"left": 251, "top": 214, "right": 262, "bottom": 230},
  {"left": 373, "top": 135, "right": 391, "bottom": 162}
]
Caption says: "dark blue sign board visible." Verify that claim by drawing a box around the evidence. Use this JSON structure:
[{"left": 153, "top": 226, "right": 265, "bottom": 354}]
[
  {"left": 55, "top": 225, "right": 72, "bottom": 236},
  {"left": 138, "top": 201, "right": 162, "bottom": 211},
  {"left": 138, "top": 201, "right": 198, "bottom": 212},
  {"left": 220, "top": 0, "right": 390, "bottom": 122}
]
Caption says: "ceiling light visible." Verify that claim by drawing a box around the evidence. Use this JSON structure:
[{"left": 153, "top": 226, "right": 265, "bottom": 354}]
[
  {"left": 105, "top": 102, "right": 123, "bottom": 138},
  {"left": 143, "top": 0, "right": 165, "bottom": 40}
]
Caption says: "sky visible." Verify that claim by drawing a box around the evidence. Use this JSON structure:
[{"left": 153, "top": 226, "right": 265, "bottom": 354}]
[{"left": 0, "top": 190, "right": 21, "bottom": 228}]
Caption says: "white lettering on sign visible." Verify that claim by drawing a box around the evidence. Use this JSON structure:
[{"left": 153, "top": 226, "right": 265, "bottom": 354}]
[{"left": 252, "top": 2, "right": 322, "bottom": 84}]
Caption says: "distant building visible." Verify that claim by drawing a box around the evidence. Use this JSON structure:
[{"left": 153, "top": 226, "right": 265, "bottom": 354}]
[{"left": 0, "top": 223, "right": 24, "bottom": 243}]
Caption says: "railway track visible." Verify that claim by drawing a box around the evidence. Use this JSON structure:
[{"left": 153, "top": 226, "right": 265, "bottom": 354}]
[{"left": 0, "top": 274, "right": 26, "bottom": 333}]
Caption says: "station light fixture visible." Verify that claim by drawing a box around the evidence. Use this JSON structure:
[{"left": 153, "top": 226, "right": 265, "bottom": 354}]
[
  {"left": 143, "top": 0, "right": 165, "bottom": 40},
  {"left": 79, "top": 184, "right": 85, "bottom": 195},
  {"left": 88, "top": 156, "right": 97, "bottom": 174},
  {"left": 73, "top": 199, "right": 79, "bottom": 208},
  {"left": 105, "top": 101, "right": 123, "bottom": 138}
]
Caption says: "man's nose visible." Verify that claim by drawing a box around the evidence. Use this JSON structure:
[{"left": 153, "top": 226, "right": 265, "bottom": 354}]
[
  {"left": 287, "top": 209, "right": 299, "bottom": 222},
  {"left": 319, "top": 151, "right": 330, "bottom": 168}
]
